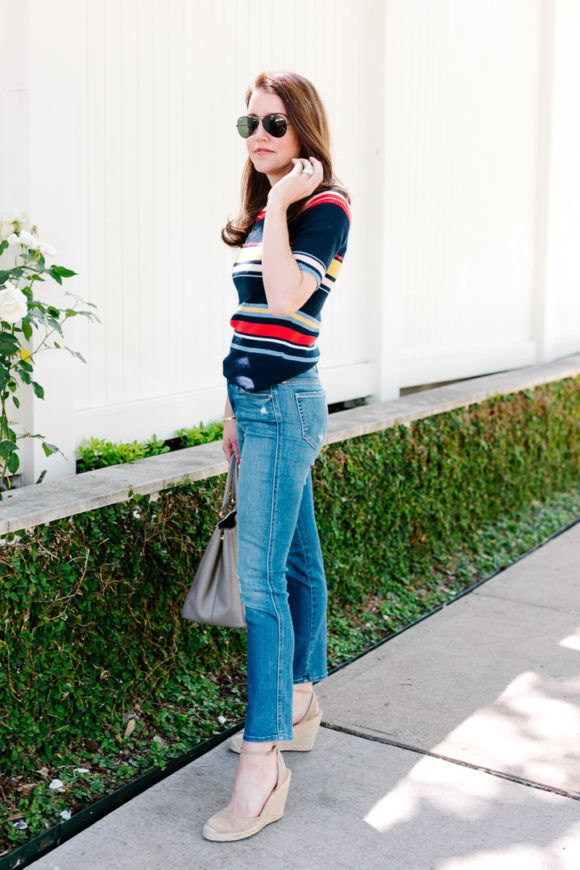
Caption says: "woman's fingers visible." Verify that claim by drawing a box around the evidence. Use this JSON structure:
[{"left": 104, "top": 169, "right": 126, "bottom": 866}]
[
  {"left": 222, "top": 423, "right": 240, "bottom": 462},
  {"left": 223, "top": 441, "right": 240, "bottom": 462},
  {"left": 290, "top": 157, "right": 323, "bottom": 190},
  {"left": 270, "top": 157, "right": 324, "bottom": 207}
]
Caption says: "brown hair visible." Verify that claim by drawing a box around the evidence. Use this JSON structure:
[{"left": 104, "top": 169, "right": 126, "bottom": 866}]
[{"left": 222, "top": 71, "right": 350, "bottom": 247}]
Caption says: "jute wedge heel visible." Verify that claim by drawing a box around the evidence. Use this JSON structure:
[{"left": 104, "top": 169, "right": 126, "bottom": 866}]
[
  {"left": 202, "top": 744, "right": 291, "bottom": 842},
  {"left": 229, "top": 691, "right": 322, "bottom": 754}
]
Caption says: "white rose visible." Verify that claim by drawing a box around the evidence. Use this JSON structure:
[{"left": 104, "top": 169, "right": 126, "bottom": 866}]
[
  {"left": 37, "top": 240, "right": 57, "bottom": 256},
  {"left": 0, "top": 283, "right": 29, "bottom": 324},
  {"left": 0, "top": 211, "right": 28, "bottom": 240},
  {"left": 0, "top": 222, "right": 16, "bottom": 241},
  {"left": 4, "top": 229, "right": 57, "bottom": 256},
  {"left": 17, "top": 230, "right": 37, "bottom": 247},
  {"left": 1, "top": 210, "right": 27, "bottom": 223}
]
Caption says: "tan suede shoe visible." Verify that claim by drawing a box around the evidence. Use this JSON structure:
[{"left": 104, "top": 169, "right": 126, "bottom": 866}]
[
  {"left": 229, "top": 691, "right": 322, "bottom": 754},
  {"left": 203, "top": 745, "right": 291, "bottom": 842}
]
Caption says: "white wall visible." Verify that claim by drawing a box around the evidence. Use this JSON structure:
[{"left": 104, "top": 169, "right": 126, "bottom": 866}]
[{"left": 1, "top": 0, "right": 579, "bottom": 484}]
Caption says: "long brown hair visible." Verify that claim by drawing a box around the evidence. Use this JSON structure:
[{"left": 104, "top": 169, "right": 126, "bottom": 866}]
[{"left": 222, "top": 71, "right": 350, "bottom": 247}]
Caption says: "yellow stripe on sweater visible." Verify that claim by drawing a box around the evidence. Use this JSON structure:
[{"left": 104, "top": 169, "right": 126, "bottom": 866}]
[{"left": 237, "top": 305, "right": 320, "bottom": 331}]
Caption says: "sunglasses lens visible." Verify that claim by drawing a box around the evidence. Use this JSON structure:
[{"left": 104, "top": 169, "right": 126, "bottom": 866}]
[
  {"left": 236, "top": 116, "right": 258, "bottom": 138},
  {"left": 263, "top": 114, "right": 288, "bottom": 137}
]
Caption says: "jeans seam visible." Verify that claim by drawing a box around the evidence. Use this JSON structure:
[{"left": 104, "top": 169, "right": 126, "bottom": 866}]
[
  {"left": 266, "top": 388, "right": 285, "bottom": 740},
  {"left": 294, "top": 518, "right": 314, "bottom": 678}
]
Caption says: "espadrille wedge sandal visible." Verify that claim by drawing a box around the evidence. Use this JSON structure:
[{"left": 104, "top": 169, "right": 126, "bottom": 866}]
[
  {"left": 229, "top": 691, "right": 322, "bottom": 754},
  {"left": 202, "top": 744, "right": 291, "bottom": 842}
]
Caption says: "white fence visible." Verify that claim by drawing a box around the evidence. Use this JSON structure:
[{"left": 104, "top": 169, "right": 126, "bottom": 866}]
[{"left": 1, "top": 0, "right": 579, "bottom": 485}]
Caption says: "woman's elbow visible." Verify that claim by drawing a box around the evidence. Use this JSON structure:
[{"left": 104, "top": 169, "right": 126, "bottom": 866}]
[
  {"left": 268, "top": 301, "right": 298, "bottom": 318},
  {"left": 267, "top": 276, "right": 317, "bottom": 319}
]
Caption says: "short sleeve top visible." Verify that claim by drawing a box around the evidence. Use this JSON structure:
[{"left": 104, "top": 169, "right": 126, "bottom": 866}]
[{"left": 222, "top": 189, "right": 351, "bottom": 391}]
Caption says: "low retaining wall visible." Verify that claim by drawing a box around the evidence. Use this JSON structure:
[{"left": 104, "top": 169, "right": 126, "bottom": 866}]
[{"left": 1, "top": 353, "right": 580, "bottom": 535}]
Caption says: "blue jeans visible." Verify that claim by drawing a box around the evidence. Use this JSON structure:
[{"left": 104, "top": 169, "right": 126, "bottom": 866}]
[{"left": 227, "top": 369, "right": 328, "bottom": 742}]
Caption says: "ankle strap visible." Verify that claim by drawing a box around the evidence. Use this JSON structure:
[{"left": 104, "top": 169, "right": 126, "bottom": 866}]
[{"left": 239, "top": 743, "right": 278, "bottom": 756}]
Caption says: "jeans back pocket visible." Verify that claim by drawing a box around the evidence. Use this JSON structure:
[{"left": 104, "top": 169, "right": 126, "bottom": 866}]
[{"left": 295, "top": 391, "right": 328, "bottom": 452}]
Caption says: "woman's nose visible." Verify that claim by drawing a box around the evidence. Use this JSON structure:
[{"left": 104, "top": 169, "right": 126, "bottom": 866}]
[{"left": 249, "top": 118, "right": 268, "bottom": 138}]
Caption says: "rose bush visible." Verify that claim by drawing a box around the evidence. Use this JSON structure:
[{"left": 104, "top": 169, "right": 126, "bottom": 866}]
[{"left": 0, "top": 213, "right": 98, "bottom": 491}]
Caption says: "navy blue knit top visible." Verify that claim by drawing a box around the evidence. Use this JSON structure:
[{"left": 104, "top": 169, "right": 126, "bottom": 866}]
[{"left": 223, "top": 189, "right": 351, "bottom": 391}]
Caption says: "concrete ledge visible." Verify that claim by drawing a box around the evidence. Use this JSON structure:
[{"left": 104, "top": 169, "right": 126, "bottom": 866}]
[{"left": 1, "top": 353, "right": 579, "bottom": 535}]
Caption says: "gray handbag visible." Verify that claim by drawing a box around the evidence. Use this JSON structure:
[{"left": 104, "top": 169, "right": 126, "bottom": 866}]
[{"left": 181, "top": 455, "right": 246, "bottom": 628}]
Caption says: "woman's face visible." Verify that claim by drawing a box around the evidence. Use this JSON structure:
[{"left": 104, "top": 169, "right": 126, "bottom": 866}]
[{"left": 245, "top": 88, "right": 302, "bottom": 187}]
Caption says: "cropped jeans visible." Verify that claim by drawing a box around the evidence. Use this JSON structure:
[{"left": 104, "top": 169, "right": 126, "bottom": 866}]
[{"left": 227, "top": 368, "right": 328, "bottom": 742}]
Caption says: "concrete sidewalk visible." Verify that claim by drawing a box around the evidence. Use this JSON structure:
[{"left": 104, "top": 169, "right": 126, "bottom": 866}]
[{"left": 32, "top": 524, "right": 580, "bottom": 870}]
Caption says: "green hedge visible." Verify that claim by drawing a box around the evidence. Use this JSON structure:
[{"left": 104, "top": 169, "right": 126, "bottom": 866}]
[{"left": 1, "top": 377, "right": 579, "bottom": 775}]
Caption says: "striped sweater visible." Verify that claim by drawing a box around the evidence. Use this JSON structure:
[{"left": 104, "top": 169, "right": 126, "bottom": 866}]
[{"left": 222, "top": 189, "right": 351, "bottom": 391}]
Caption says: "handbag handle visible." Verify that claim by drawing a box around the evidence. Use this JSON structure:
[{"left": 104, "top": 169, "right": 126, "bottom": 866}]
[{"left": 220, "top": 454, "right": 239, "bottom": 516}]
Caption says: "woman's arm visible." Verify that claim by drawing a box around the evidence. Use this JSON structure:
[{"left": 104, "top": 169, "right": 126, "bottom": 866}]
[
  {"left": 261, "top": 157, "right": 324, "bottom": 317},
  {"left": 222, "top": 395, "right": 240, "bottom": 462}
]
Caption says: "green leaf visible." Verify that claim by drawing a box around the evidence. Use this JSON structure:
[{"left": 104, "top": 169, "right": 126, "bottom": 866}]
[
  {"left": 25, "top": 256, "right": 45, "bottom": 273},
  {"left": 0, "top": 439, "right": 16, "bottom": 455},
  {"left": 0, "top": 333, "right": 21, "bottom": 354},
  {"left": 32, "top": 381, "right": 45, "bottom": 399},
  {"left": 51, "top": 265, "right": 78, "bottom": 278},
  {"left": 48, "top": 269, "right": 62, "bottom": 285},
  {"left": 22, "top": 318, "right": 33, "bottom": 341},
  {"left": 66, "top": 348, "right": 86, "bottom": 363},
  {"left": 42, "top": 441, "right": 59, "bottom": 457},
  {"left": 7, "top": 451, "right": 19, "bottom": 474},
  {"left": 1, "top": 266, "right": 23, "bottom": 282},
  {"left": 78, "top": 309, "right": 101, "bottom": 322},
  {"left": 1, "top": 425, "right": 16, "bottom": 442},
  {"left": 0, "top": 240, "right": 8, "bottom": 256},
  {"left": 47, "top": 318, "right": 64, "bottom": 337},
  {"left": 13, "top": 396, "right": 20, "bottom": 409}
]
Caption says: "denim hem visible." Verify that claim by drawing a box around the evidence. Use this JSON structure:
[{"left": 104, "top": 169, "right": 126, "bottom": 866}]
[
  {"left": 294, "top": 673, "right": 328, "bottom": 685},
  {"left": 242, "top": 733, "right": 294, "bottom": 743}
]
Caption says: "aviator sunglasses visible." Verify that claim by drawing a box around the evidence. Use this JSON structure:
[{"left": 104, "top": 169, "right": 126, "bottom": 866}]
[{"left": 236, "top": 113, "right": 291, "bottom": 139}]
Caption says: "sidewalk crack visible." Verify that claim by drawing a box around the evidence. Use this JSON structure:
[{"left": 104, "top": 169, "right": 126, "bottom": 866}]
[
  {"left": 321, "top": 723, "right": 580, "bottom": 801},
  {"left": 472, "top": 591, "right": 579, "bottom": 615}
]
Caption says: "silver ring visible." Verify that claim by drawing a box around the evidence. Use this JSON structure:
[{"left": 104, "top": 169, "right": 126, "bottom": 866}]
[{"left": 302, "top": 167, "right": 313, "bottom": 177}]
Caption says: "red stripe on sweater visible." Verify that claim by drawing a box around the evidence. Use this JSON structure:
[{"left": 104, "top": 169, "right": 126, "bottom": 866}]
[
  {"left": 301, "top": 193, "right": 351, "bottom": 220},
  {"left": 231, "top": 319, "right": 317, "bottom": 346}
]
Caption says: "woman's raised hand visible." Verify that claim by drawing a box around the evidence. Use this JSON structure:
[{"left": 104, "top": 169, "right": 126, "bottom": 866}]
[{"left": 267, "top": 157, "right": 324, "bottom": 209}]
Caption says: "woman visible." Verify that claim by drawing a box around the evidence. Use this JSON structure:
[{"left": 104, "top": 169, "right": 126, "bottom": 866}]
[{"left": 203, "top": 71, "right": 351, "bottom": 842}]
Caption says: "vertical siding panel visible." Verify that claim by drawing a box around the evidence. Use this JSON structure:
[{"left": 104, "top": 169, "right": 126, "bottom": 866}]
[
  {"left": 83, "top": 0, "right": 108, "bottom": 410},
  {"left": 103, "top": 0, "right": 125, "bottom": 405},
  {"left": 120, "top": 0, "right": 140, "bottom": 401},
  {"left": 152, "top": 0, "right": 170, "bottom": 400},
  {"left": 168, "top": 0, "right": 185, "bottom": 394}
]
